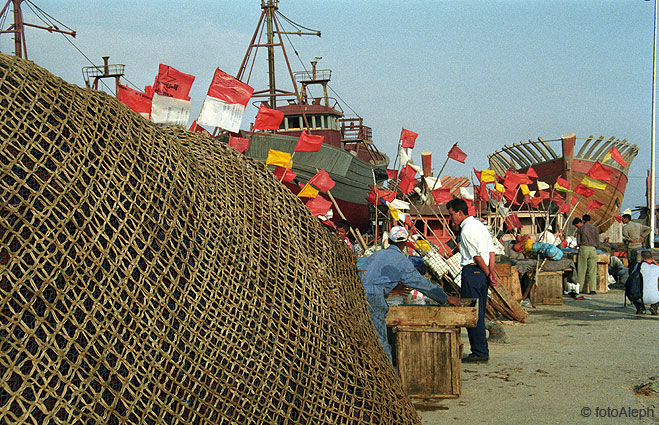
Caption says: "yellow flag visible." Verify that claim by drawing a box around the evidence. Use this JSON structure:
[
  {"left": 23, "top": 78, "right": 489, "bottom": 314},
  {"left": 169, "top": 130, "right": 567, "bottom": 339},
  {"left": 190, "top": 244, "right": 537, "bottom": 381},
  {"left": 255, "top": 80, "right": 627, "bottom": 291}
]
[
  {"left": 537, "top": 181, "right": 550, "bottom": 190},
  {"left": 389, "top": 206, "right": 401, "bottom": 221},
  {"left": 415, "top": 239, "right": 431, "bottom": 252},
  {"left": 265, "top": 149, "right": 292, "bottom": 169},
  {"left": 481, "top": 169, "right": 496, "bottom": 183},
  {"left": 581, "top": 176, "right": 607, "bottom": 190},
  {"left": 554, "top": 182, "right": 572, "bottom": 193},
  {"left": 520, "top": 184, "right": 530, "bottom": 195},
  {"left": 495, "top": 182, "right": 505, "bottom": 193},
  {"left": 297, "top": 184, "right": 318, "bottom": 198},
  {"left": 602, "top": 152, "right": 612, "bottom": 163}
]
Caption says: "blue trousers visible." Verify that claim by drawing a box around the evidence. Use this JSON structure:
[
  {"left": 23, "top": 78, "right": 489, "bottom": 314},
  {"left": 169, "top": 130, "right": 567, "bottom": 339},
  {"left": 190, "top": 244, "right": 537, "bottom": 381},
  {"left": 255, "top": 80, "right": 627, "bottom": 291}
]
[
  {"left": 365, "top": 292, "right": 392, "bottom": 362},
  {"left": 461, "top": 265, "right": 489, "bottom": 358}
]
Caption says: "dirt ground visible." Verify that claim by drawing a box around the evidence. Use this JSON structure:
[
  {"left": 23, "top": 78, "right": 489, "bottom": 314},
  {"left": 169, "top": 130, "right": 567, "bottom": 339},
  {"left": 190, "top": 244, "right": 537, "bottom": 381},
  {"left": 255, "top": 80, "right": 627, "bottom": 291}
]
[{"left": 416, "top": 287, "right": 658, "bottom": 424}]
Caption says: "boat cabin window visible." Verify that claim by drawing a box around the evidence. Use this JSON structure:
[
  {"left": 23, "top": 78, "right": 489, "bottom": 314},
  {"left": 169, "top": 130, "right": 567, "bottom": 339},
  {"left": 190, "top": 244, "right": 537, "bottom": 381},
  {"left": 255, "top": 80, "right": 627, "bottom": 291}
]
[{"left": 286, "top": 116, "right": 301, "bottom": 130}]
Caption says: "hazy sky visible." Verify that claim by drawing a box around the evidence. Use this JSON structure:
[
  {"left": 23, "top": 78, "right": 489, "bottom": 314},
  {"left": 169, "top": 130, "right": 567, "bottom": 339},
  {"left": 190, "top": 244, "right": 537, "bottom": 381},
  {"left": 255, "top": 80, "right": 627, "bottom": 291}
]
[{"left": 1, "top": 0, "right": 657, "bottom": 211}]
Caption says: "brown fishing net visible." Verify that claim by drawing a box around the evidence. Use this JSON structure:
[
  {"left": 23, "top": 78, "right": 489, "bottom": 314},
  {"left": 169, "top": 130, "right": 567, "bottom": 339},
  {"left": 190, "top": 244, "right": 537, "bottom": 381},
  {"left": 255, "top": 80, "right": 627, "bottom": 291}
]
[{"left": 0, "top": 54, "right": 420, "bottom": 424}]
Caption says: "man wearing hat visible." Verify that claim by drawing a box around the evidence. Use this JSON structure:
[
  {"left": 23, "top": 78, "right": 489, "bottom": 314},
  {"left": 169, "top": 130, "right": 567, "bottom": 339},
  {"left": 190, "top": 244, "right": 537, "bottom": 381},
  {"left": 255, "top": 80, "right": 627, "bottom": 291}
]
[{"left": 361, "top": 226, "right": 461, "bottom": 362}]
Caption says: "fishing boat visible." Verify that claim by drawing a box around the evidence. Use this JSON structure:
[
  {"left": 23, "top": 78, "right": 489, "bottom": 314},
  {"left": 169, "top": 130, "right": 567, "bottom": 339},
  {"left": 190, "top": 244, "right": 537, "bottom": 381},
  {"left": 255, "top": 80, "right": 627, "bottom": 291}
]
[
  {"left": 233, "top": 0, "right": 389, "bottom": 231},
  {"left": 487, "top": 133, "right": 639, "bottom": 231}
]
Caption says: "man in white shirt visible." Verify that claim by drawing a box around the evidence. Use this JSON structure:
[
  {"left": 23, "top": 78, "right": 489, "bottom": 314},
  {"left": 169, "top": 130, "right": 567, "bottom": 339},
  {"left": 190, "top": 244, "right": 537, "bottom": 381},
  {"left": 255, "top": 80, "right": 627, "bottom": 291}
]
[{"left": 447, "top": 198, "right": 498, "bottom": 363}]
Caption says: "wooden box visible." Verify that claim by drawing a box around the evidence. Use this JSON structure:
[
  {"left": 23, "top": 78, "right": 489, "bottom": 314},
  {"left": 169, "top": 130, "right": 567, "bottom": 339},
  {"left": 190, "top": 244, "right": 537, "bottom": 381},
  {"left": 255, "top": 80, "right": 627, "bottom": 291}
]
[
  {"left": 532, "top": 270, "right": 563, "bottom": 305},
  {"left": 494, "top": 262, "right": 523, "bottom": 301},
  {"left": 392, "top": 326, "right": 462, "bottom": 398},
  {"left": 386, "top": 303, "right": 478, "bottom": 328},
  {"left": 596, "top": 255, "right": 610, "bottom": 294}
]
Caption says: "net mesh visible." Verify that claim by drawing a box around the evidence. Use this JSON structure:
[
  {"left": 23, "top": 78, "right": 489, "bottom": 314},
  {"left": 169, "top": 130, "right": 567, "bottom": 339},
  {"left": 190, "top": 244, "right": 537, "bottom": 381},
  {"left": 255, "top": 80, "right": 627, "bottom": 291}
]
[{"left": 0, "top": 54, "right": 420, "bottom": 424}]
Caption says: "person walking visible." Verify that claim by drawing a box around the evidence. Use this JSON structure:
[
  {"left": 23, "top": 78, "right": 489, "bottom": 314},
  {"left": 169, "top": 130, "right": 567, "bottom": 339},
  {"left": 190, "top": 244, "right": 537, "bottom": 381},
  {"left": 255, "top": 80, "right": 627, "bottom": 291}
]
[{"left": 446, "top": 198, "right": 498, "bottom": 363}]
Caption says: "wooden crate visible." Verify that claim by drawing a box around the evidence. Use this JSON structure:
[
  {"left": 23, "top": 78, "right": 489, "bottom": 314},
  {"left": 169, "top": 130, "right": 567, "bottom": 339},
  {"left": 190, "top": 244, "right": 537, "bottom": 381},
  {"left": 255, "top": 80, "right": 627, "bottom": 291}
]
[
  {"left": 494, "top": 262, "right": 523, "bottom": 301},
  {"left": 596, "top": 255, "right": 609, "bottom": 293},
  {"left": 386, "top": 303, "right": 478, "bottom": 328},
  {"left": 532, "top": 270, "right": 563, "bottom": 305},
  {"left": 392, "top": 326, "right": 462, "bottom": 399}
]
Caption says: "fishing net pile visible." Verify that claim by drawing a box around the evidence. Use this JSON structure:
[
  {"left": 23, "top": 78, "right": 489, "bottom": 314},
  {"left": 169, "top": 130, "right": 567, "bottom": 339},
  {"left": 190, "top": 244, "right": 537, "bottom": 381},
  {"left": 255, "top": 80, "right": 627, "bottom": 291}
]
[{"left": 0, "top": 53, "right": 420, "bottom": 424}]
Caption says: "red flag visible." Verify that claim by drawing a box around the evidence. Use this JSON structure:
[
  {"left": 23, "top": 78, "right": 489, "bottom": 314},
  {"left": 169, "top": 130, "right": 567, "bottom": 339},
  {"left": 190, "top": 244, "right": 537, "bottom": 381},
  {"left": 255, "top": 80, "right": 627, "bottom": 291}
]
[
  {"left": 555, "top": 176, "right": 571, "bottom": 191},
  {"left": 254, "top": 104, "right": 284, "bottom": 130},
  {"left": 529, "top": 197, "right": 544, "bottom": 208},
  {"left": 432, "top": 188, "right": 453, "bottom": 204},
  {"left": 153, "top": 64, "right": 195, "bottom": 100},
  {"left": 197, "top": 68, "right": 254, "bottom": 132},
  {"left": 399, "top": 165, "right": 417, "bottom": 180},
  {"left": 447, "top": 144, "right": 467, "bottom": 163},
  {"left": 586, "top": 199, "right": 604, "bottom": 211},
  {"left": 272, "top": 166, "right": 297, "bottom": 183},
  {"left": 489, "top": 190, "right": 502, "bottom": 201},
  {"left": 557, "top": 201, "right": 570, "bottom": 214},
  {"left": 503, "top": 171, "right": 521, "bottom": 189},
  {"left": 468, "top": 206, "right": 476, "bottom": 216},
  {"left": 571, "top": 196, "right": 579, "bottom": 205},
  {"left": 536, "top": 190, "right": 550, "bottom": 200},
  {"left": 473, "top": 168, "right": 482, "bottom": 182},
  {"left": 295, "top": 130, "right": 324, "bottom": 152},
  {"left": 308, "top": 169, "right": 335, "bottom": 192},
  {"left": 399, "top": 176, "right": 418, "bottom": 194},
  {"left": 587, "top": 161, "right": 612, "bottom": 182},
  {"left": 552, "top": 191, "right": 565, "bottom": 205},
  {"left": 503, "top": 187, "right": 517, "bottom": 204},
  {"left": 305, "top": 196, "right": 332, "bottom": 217},
  {"left": 386, "top": 169, "right": 399, "bottom": 180},
  {"left": 574, "top": 184, "right": 594, "bottom": 198},
  {"left": 614, "top": 214, "right": 622, "bottom": 223},
  {"left": 609, "top": 146, "right": 627, "bottom": 167},
  {"left": 117, "top": 83, "right": 151, "bottom": 117},
  {"left": 369, "top": 185, "right": 396, "bottom": 204},
  {"left": 144, "top": 85, "right": 153, "bottom": 98},
  {"left": 505, "top": 214, "right": 522, "bottom": 229},
  {"left": 526, "top": 166, "right": 539, "bottom": 179},
  {"left": 476, "top": 184, "right": 490, "bottom": 202},
  {"left": 228, "top": 135, "right": 250, "bottom": 153},
  {"left": 518, "top": 174, "right": 533, "bottom": 185},
  {"left": 205, "top": 68, "right": 253, "bottom": 106},
  {"left": 400, "top": 128, "right": 418, "bottom": 149}
]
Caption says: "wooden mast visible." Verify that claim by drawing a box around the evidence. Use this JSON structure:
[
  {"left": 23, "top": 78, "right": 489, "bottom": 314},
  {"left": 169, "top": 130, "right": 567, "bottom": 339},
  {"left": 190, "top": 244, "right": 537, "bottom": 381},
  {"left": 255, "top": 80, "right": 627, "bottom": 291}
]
[{"left": 0, "top": 0, "right": 76, "bottom": 59}]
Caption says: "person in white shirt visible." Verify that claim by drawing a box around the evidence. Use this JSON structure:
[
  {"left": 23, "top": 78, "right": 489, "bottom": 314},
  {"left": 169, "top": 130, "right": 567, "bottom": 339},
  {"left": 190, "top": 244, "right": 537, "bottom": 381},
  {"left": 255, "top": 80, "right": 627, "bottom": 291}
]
[
  {"left": 639, "top": 250, "right": 659, "bottom": 315},
  {"left": 446, "top": 198, "right": 498, "bottom": 363}
]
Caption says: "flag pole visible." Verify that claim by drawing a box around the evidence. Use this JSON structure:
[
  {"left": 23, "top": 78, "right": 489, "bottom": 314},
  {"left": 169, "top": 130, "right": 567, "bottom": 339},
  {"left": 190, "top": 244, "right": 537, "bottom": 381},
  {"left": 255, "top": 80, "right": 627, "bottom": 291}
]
[
  {"left": 650, "top": 0, "right": 657, "bottom": 248},
  {"left": 371, "top": 169, "right": 380, "bottom": 245},
  {"left": 279, "top": 152, "right": 295, "bottom": 183}
]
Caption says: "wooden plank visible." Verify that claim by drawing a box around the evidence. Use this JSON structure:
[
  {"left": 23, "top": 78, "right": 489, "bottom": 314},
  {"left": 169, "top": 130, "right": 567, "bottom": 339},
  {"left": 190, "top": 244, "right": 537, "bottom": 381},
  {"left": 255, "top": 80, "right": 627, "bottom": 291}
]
[
  {"left": 489, "top": 280, "right": 529, "bottom": 322},
  {"left": 387, "top": 304, "right": 478, "bottom": 328}
]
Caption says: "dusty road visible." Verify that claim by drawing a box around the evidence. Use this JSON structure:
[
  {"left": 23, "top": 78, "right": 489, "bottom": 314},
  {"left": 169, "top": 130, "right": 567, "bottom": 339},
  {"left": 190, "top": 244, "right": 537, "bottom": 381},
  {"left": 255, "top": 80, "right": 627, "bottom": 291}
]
[{"left": 417, "top": 288, "right": 658, "bottom": 424}]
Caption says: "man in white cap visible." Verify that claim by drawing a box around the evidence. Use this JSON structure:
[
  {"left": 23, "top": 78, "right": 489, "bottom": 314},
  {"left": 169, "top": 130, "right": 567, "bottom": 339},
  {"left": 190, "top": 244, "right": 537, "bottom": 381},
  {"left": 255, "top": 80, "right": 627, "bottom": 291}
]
[{"left": 361, "top": 226, "right": 461, "bottom": 362}]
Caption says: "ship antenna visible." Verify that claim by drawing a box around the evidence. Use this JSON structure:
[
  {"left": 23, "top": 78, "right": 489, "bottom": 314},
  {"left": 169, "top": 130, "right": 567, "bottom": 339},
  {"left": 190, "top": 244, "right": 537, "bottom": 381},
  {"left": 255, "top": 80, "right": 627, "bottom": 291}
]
[{"left": 0, "top": 0, "right": 76, "bottom": 59}]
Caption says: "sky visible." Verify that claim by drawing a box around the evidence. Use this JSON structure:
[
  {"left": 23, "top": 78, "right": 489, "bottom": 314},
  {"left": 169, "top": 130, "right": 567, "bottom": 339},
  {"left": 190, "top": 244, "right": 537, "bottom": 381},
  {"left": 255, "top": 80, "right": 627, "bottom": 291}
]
[{"left": 1, "top": 0, "right": 657, "bottom": 212}]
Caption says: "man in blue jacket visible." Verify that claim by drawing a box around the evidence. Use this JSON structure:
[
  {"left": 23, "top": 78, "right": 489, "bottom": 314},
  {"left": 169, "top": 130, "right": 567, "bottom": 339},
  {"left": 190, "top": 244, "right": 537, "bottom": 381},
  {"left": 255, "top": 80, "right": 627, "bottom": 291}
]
[{"left": 361, "top": 226, "right": 461, "bottom": 362}]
